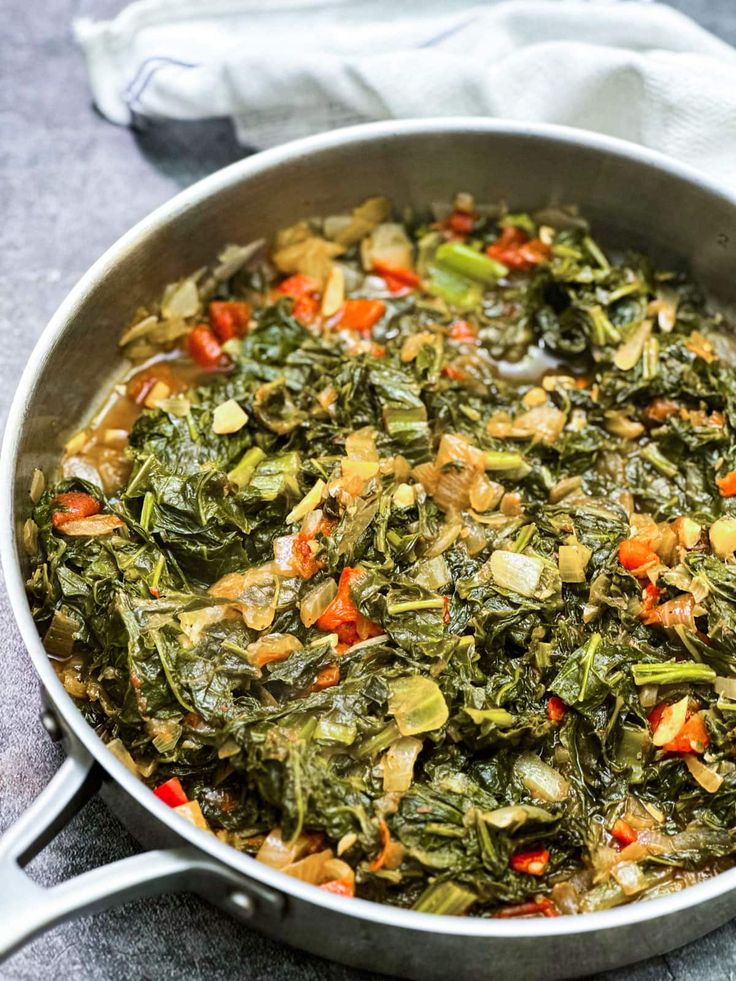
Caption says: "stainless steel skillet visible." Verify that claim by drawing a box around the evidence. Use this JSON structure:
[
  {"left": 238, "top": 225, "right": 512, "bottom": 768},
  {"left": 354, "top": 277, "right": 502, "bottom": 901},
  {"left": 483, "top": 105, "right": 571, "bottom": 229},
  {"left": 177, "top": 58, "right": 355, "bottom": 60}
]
[{"left": 2, "top": 118, "right": 736, "bottom": 980}]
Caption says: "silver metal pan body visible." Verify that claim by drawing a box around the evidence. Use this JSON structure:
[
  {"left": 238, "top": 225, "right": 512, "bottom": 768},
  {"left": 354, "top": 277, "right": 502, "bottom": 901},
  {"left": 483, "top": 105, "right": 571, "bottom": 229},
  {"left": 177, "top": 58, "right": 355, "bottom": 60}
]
[{"left": 3, "top": 119, "right": 736, "bottom": 979}]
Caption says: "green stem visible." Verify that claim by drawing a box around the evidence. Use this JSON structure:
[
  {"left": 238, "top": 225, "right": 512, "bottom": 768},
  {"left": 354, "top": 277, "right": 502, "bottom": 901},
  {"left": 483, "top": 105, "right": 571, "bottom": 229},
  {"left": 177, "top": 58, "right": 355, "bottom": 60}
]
[
  {"left": 631, "top": 662, "right": 715, "bottom": 686},
  {"left": 435, "top": 241, "right": 508, "bottom": 283},
  {"left": 387, "top": 597, "right": 445, "bottom": 615},
  {"left": 641, "top": 444, "right": 677, "bottom": 479}
]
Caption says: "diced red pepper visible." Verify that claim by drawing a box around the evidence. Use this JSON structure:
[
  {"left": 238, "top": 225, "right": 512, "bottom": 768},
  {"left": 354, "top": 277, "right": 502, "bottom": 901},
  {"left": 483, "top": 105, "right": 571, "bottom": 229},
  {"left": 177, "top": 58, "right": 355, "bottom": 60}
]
[
  {"left": 275, "top": 274, "right": 321, "bottom": 299},
  {"left": 611, "top": 819, "right": 638, "bottom": 846},
  {"left": 51, "top": 492, "right": 101, "bottom": 529},
  {"left": 486, "top": 226, "right": 551, "bottom": 271},
  {"left": 209, "top": 301, "right": 251, "bottom": 342},
  {"left": 316, "top": 567, "right": 363, "bottom": 632},
  {"left": 664, "top": 713, "right": 709, "bottom": 754},
  {"left": 717, "top": 470, "right": 736, "bottom": 497},
  {"left": 329, "top": 299, "right": 386, "bottom": 337},
  {"left": 309, "top": 663, "right": 340, "bottom": 692},
  {"left": 442, "top": 363, "right": 467, "bottom": 381},
  {"left": 187, "top": 324, "right": 226, "bottom": 370},
  {"left": 546, "top": 695, "right": 567, "bottom": 724},
  {"left": 372, "top": 262, "right": 421, "bottom": 295},
  {"left": 618, "top": 539, "right": 658, "bottom": 572},
  {"left": 445, "top": 210, "right": 475, "bottom": 237},
  {"left": 273, "top": 532, "right": 321, "bottom": 580},
  {"left": 319, "top": 878, "right": 355, "bottom": 897},
  {"left": 275, "top": 275, "right": 322, "bottom": 325},
  {"left": 369, "top": 819, "right": 392, "bottom": 872},
  {"left": 493, "top": 897, "right": 558, "bottom": 918},
  {"left": 509, "top": 848, "right": 550, "bottom": 876},
  {"left": 153, "top": 776, "right": 188, "bottom": 808},
  {"left": 648, "top": 702, "right": 709, "bottom": 754},
  {"left": 641, "top": 582, "right": 661, "bottom": 613},
  {"left": 127, "top": 363, "right": 177, "bottom": 405},
  {"left": 449, "top": 320, "right": 477, "bottom": 343}
]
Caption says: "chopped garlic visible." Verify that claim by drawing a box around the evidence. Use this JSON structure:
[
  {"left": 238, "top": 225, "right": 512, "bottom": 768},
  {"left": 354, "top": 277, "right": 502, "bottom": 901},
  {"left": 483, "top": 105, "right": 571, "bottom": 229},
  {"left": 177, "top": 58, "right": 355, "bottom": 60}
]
[{"left": 212, "top": 399, "right": 248, "bottom": 435}]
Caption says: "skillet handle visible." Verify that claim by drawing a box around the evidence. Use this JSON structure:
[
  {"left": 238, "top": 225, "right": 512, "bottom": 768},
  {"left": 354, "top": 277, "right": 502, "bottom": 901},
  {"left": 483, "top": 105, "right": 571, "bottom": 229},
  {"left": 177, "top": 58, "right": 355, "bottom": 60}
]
[{"left": 0, "top": 738, "right": 271, "bottom": 962}]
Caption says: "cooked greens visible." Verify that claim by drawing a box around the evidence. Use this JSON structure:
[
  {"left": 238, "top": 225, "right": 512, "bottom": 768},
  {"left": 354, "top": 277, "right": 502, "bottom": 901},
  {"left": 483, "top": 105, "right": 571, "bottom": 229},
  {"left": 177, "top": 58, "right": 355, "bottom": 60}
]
[{"left": 26, "top": 193, "right": 736, "bottom": 916}]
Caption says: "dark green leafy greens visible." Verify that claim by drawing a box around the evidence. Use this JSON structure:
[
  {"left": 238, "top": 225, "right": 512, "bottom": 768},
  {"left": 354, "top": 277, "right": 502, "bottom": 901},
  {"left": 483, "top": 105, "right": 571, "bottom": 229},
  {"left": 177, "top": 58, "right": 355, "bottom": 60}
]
[{"left": 26, "top": 197, "right": 736, "bottom": 917}]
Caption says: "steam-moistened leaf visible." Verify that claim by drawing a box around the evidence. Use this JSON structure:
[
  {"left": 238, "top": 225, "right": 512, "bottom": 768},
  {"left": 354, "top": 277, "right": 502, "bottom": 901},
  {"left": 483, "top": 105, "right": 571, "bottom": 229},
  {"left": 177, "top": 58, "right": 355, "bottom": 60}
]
[{"left": 388, "top": 676, "right": 449, "bottom": 735}]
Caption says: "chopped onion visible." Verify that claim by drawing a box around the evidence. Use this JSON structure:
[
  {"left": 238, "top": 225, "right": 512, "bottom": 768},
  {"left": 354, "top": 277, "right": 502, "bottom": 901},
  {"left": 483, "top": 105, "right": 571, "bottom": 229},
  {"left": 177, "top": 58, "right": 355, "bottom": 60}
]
[
  {"left": 611, "top": 861, "right": 649, "bottom": 896},
  {"left": 22, "top": 518, "right": 39, "bottom": 557},
  {"left": 709, "top": 516, "right": 736, "bottom": 558},
  {"left": 360, "top": 221, "right": 413, "bottom": 271},
  {"left": 383, "top": 736, "right": 422, "bottom": 792},
  {"left": 300, "top": 578, "right": 338, "bottom": 627},
  {"left": 345, "top": 427, "right": 379, "bottom": 461},
  {"left": 412, "top": 461, "right": 439, "bottom": 495},
  {"left": 282, "top": 849, "right": 333, "bottom": 884},
  {"left": 321, "top": 264, "right": 345, "bottom": 317},
  {"left": 684, "top": 753, "right": 723, "bottom": 793},
  {"left": 43, "top": 610, "right": 78, "bottom": 659},
  {"left": 161, "top": 276, "right": 200, "bottom": 319},
  {"left": 256, "top": 829, "right": 316, "bottom": 869},
  {"left": 425, "top": 518, "right": 463, "bottom": 558},
  {"left": 613, "top": 319, "right": 652, "bottom": 371},
  {"left": 434, "top": 465, "right": 475, "bottom": 511},
  {"left": 212, "top": 399, "right": 248, "bottom": 435},
  {"left": 173, "top": 800, "right": 211, "bottom": 832},
  {"left": 400, "top": 331, "right": 438, "bottom": 363},
  {"left": 514, "top": 752, "right": 570, "bottom": 802},
  {"left": 106, "top": 737, "right": 140, "bottom": 776},
  {"left": 714, "top": 676, "right": 736, "bottom": 699},
  {"left": 651, "top": 695, "right": 689, "bottom": 746},
  {"left": 413, "top": 555, "right": 451, "bottom": 591},
  {"left": 490, "top": 550, "right": 544, "bottom": 597},
  {"left": 512, "top": 405, "right": 567, "bottom": 444},
  {"left": 638, "top": 683, "right": 659, "bottom": 709},
  {"left": 246, "top": 633, "right": 302, "bottom": 668},
  {"left": 558, "top": 543, "right": 591, "bottom": 583},
  {"left": 469, "top": 472, "right": 503, "bottom": 512},
  {"left": 388, "top": 676, "right": 448, "bottom": 736},
  {"left": 286, "top": 479, "right": 326, "bottom": 524},
  {"left": 60, "top": 514, "right": 124, "bottom": 537},
  {"left": 29, "top": 468, "right": 45, "bottom": 503},
  {"left": 209, "top": 567, "right": 280, "bottom": 631},
  {"left": 604, "top": 410, "right": 645, "bottom": 440},
  {"left": 435, "top": 433, "right": 486, "bottom": 471}
]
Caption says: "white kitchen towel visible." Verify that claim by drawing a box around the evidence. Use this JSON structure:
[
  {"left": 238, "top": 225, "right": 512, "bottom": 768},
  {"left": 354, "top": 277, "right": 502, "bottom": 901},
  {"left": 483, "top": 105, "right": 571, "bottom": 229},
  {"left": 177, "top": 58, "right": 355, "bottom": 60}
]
[{"left": 75, "top": 0, "right": 736, "bottom": 186}]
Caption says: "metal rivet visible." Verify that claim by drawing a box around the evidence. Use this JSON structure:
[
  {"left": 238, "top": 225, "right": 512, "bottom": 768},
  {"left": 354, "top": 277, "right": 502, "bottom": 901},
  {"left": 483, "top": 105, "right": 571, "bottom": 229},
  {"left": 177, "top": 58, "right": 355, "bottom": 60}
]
[
  {"left": 228, "top": 891, "right": 255, "bottom": 917},
  {"left": 40, "top": 709, "right": 62, "bottom": 742}
]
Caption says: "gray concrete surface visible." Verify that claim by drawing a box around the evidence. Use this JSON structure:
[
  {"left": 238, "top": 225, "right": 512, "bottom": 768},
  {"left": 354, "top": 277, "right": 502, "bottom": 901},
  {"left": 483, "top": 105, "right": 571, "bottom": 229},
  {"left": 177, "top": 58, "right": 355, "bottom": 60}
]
[{"left": 2, "top": 1, "right": 736, "bottom": 978}]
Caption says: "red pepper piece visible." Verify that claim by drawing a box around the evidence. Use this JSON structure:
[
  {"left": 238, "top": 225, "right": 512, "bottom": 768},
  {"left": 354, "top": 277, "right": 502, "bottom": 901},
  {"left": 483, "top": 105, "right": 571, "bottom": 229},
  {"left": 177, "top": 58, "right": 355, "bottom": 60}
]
[
  {"left": 716, "top": 470, "right": 736, "bottom": 497},
  {"left": 618, "top": 539, "right": 658, "bottom": 572},
  {"left": 309, "top": 663, "right": 340, "bottom": 692},
  {"left": 209, "top": 301, "right": 251, "bottom": 342},
  {"left": 493, "top": 897, "right": 558, "bottom": 918},
  {"left": 316, "top": 567, "right": 363, "bottom": 632},
  {"left": 274, "top": 275, "right": 322, "bottom": 325},
  {"left": 446, "top": 210, "right": 475, "bottom": 237},
  {"left": 153, "top": 776, "right": 188, "bottom": 808},
  {"left": 51, "top": 492, "right": 101, "bottom": 529},
  {"left": 372, "top": 262, "right": 421, "bottom": 294},
  {"left": 546, "top": 695, "right": 567, "bottom": 724},
  {"left": 329, "top": 299, "right": 386, "bottom": 337},
  {"left": 319, "top": 878, "right": 355, "bottom": 896},
  {"left": 486, "top": 226, "right": 551, "bottom": 270},
  {"left": 449, "top": 320, "right": 477, "bottom": 343},
  {"left": 509, "top": 848, "right": 550, "bottom": 876},
  {"left": 187, "top": 324, "right": 227, "bottom": 370},
  {"left": 611, "top": 819, "right": 638, "bottom": 846},
  {"left": 648, "top": 702, "right": 709, "bottom": 754}
]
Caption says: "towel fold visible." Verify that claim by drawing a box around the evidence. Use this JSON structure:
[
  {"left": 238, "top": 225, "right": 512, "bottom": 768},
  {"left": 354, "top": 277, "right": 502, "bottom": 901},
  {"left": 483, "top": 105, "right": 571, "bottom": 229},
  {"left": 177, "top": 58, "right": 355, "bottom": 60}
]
[{"left": 75, "top": 0, "right": 736, "bottom": 186}]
